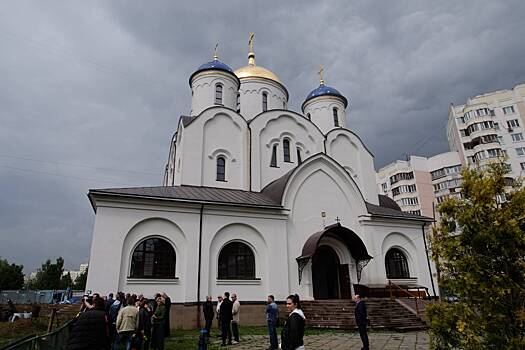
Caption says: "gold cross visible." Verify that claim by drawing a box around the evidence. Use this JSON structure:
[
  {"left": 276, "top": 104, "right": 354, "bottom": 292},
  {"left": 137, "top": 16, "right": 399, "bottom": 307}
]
[
  {"left": 318, "top": 65, "right": 325, "bottom": 85},
  {"left": 213, "top": 42, "right": 219, "bottom": 59},
  {"left": 249, "top": 33, "right": 254, "bottom": 52}
]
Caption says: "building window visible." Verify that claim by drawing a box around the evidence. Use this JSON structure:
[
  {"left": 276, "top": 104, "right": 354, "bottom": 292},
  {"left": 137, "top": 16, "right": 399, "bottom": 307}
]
[
  {"left": 306, "top": 113, "right": 311, "bottom": 120},
  {"left": 283, "top": 139, "right": 291, "bottom": 162},
  {"left": 130, "top": 238, "right": 175, "bottom": 279},
  {"left": 262, "top": 92, "right": 268, "bottom": 111},
  {"left": 503, "top": 106, "right": 515, "bottom": 115},
  {"left": 283, "top": 101, "right": 286, "bottom": 109},
  {"left": 389, "top": 171, "right": 414, "bottom": 185},
  {"left": 216, "top": 156, "right": 226, "bottom": 181},
  {"left": 520, "top": 162, "right": 525, "bottom": 171},
  {"left": 333, "top": 108, "right": 339, "bottom": 127},
  {"left": 218, "top": 242, "right": 255, "bottom": 280},
  {"left": 236, "top": 92, "right": 240, "bottom": 113},
  {"left": 516, "top": 147, "right": 525, "bottom": 156},
  {"left": 215, "top": 84, "right": 223, "bottom": 105},
  {"left": 270, "top": 145, "right": 278, "bottom": 167},
  {"left": 385, "top": 248, "right": 410, "bottom": 279},
  {"left": 511, "top": 133, "right": 524, "bottom": 142},
  {"left": 507, "top": 119, "right": 520, "bottom": 129},
  {"left": 297, "top": 148, "right": 302, "bottom": 164}
]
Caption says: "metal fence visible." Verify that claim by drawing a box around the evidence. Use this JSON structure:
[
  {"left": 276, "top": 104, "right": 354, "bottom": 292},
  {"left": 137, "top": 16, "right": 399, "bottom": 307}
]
[
  {"left": 0, "top": 291, "right": 55, "bottom": 305},
  {"left": 0, "top": 320, "right": 71, "bottom": 350}
]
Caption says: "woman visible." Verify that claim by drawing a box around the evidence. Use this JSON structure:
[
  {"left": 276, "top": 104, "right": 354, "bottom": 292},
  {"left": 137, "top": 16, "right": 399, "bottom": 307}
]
[
  {"left": 151, "top": 296, "right": 166, "bottom": 350},
  {"left": 280, "top": 294, "right": 305, "bottom": 350}
]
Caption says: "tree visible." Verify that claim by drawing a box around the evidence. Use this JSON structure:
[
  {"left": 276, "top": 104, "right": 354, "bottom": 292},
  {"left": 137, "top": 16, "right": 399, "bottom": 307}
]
[
  {"left": 73, "top": 267, "right": 88, "bottom": 291},
  {"left": 427, "top": 161, "right": 525, "bottom": 349},
  {"left": 0, "top": 257, "right": 24, "bottom": 290},
  {"left": 31, "top": 257, "right": 65, "bottom": 290},
  {"left": 60, "top": 272, "right": 73, "bottom": 289}
]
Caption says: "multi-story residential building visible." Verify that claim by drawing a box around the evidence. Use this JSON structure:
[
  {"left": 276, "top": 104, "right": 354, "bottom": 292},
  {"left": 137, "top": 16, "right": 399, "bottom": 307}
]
[
  {"left": 377, "top": 152, "right": 462, "bottom": 219},
  {"left": 448, "top": 83, "right": 525, "bottom": 178}
]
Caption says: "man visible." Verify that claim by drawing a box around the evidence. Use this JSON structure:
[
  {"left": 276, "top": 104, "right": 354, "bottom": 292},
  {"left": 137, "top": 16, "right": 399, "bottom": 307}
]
[
  {"left": 116, "top": 296, "right": 139, "bottom": 350},
  {"left": 161, "top": 292, "right": 171, "bottom": 338},
  {"left": 354, "top": 294, "right": 369, "bottom": 350},
  {"left": 67, "top": 297, "right": 109, "bottom": 350},
  {"left": 105, "top": 293, "right": 115, "bottom": 316},
  {"left": 203, "top": 296, "right": 214, "bottom": 338},
  {"left": 216, "top": 295, "right": 223, "bottom": 338},
  {"left": 231, "top": 294, "right": 240, "bottom": 344},
  {"left": 219, "top": 292, "right": 233, "bottom": 346},
  {"left": 266, "top": 295, "right": 279, "bottom": 350}
]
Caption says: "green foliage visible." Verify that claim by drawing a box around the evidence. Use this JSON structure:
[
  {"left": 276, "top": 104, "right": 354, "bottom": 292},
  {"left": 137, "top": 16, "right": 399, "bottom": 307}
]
[
  {"left": 30, "top": 257, "right": 65, "bottom": 290},
  {"left": 60, "top": 272, "right": 73, "bottom": 289},
  {"left": 73, "top": 268, "right": 88, "bottom": 291},
  {"left": 428, "top": 161, "right": 525, "bottom": 349},
  {"left": 0, "top": 257, "right": 24, "bottom": 290}
]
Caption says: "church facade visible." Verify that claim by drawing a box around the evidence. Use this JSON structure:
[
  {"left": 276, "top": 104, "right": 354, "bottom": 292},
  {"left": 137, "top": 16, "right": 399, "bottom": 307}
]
[{"left": 86, "top": 40, "right": 438, "bottom": 322}]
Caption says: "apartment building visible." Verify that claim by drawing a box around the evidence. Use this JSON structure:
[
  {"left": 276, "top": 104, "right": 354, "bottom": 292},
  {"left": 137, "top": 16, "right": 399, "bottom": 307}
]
[
  {"left": 376, "top": 152, "right": 462, "bottom": 218},
  {"left": 447, "top": 83, "right": 525, "bottom": 178}
]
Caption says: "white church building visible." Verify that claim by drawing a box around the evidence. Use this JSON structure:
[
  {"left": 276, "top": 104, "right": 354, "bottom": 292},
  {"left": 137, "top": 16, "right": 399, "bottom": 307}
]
[{"left": 86, "top": 39, "right": 438, "bottom": 325}]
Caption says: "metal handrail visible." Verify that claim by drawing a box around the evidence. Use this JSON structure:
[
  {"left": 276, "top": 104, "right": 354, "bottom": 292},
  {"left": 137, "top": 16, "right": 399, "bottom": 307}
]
[{"left": 388, "top": 280, "right": 426, "bottom": 316}]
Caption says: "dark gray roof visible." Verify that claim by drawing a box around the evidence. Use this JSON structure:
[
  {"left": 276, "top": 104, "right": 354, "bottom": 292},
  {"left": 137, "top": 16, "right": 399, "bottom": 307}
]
[
  {"left": 180, "top": 115, "right": 195, "bottom": 127},
  {"left": 366, "top": 202, "right": 433, "bottom": 221},
  {"left": 378, "top": 194, "right": 402, "bottom": 211},
  {"left": 89, "top": 185, "right": 282, "bottom": 210}
]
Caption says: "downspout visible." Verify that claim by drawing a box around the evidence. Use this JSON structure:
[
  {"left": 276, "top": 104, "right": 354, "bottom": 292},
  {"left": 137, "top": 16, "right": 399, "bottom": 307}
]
[
  {"left": 422, "top": 222, "right": 437, "bottom": 299},
  {"left": 196, "top": 204, "right": 204, "bottom": 328}
]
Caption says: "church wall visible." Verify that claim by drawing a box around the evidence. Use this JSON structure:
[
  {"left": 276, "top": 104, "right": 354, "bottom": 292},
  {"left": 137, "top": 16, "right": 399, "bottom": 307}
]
[
  {"left": 325, "top": 130, "right": 379, "bottom": 205},
  {"left": 190, "top": 72, "right": 238, "bottom": 116},
  {"left": 250, "top": 111, "right": 325, "bottom": 191},
  {"left": 303, "top": 96, "right": 347, "bottom": 134},
  {"left": 177, "top": 108, "right": 250, "bottom": 190},
  {"left": 86, "top": 201, "right": 202, "bottom": 302},
  {"left": 238, "top": 79, "right": 287, "bottom": 121}
]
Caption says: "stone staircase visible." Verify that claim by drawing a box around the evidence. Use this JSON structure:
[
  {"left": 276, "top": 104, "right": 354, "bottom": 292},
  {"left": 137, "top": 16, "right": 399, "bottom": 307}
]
[{"left": 301, "top": 298, "right": 427, "bottom": 331}]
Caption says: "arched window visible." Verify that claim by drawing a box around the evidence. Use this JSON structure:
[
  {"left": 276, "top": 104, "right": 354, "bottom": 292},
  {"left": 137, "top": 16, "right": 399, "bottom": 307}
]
[
  {"left": 218, "top": 242, "right": 255, "bottom": 279},
  {"left": 216, "top": 156, "right": 226, "bottom": 181},
  {"left": 283, "top": 139, "right": 291, "bottom": 162},
  {"left": 215, "top": 84, "right": 223, "bottom": 105},
  {"left": 306, "top": 113, "right": 311, "bottom": 120},
  {"left": 333, "top": 108, "right": 339, "bottom": 127},
  {"left": 270, "top": 144, "right": 278, "bottom": 167},
  {"left": 236, "top": 92, "right": 240, "bottom": 113},
  {"left": 130, "top": 237, "right": 175, "bottom": 278},
  {"left": 262, "top": 92, "right": 268, "bottom": 111},
  {"left": 385, "top": 248, "right": 410, "bottom": 279},
  {"left": 282, "top": 101, "right": 286, "bottom": 109},
  {"left": 297, "top": 148, "right": 302, "bottom": 164}
]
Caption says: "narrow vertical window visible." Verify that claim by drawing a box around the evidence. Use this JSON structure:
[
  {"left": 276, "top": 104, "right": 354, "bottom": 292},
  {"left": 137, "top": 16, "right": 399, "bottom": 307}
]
[
  {"left": 270, "top": 145, "right": 277, "bottom": 167},
  {"left": 297, "top": 148, "right": 302, "bottom": 164},
  {"left": 333, "top": 108, "right": 339, "bottom": 127},
  {"left": 216, "top": 156, "right": 225, "bottom": 181},
  {"left": 282, "top": 101, "right": 286, "bottom": 109},
  {"left": 236, "top": 92, "right": 240, "bottom": 113},
  {"left": 306, "top": 113, "right": 311, "bottom": 120},
  {"left": 262, "top": 92, "right": 268, "bottom": 111},
  {"left": 215, "top": 84, "right": 223, "bottom": 105},
  {"left": 283, "top": 139, "right": 291, "bottom": 162}
]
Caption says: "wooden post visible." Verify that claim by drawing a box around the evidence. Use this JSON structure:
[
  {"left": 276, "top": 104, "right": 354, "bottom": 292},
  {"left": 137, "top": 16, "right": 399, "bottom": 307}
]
[
  {"left": 389, "top": 280, "right": 393, "bottom": 300},
  {"left": 47, "top": 308, "right": 57, "bottom": 332}
]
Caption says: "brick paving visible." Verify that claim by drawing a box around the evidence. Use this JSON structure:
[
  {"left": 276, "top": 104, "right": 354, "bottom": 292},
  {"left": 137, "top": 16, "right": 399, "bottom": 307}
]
[{"left": 209, "top": 331, "right": 430, "bottom": 349}]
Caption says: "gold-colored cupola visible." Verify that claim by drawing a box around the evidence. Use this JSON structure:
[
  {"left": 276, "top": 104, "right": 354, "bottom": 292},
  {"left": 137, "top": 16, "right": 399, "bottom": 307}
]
[{"left": 234, "top": 33, "right": 283, "bottom": 84}]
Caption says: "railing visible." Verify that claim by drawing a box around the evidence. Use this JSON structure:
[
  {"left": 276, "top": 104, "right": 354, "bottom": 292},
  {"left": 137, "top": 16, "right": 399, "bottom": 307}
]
[
  {"left": 1, "top": 316, "right": 72, "bottom": 350},
  {"left": 388, "top": 280, "right": 426, "bottom": 317}
]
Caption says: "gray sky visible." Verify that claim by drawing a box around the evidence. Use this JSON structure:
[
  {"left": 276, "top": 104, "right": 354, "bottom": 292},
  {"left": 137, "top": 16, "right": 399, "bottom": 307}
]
[{"left": 1, "top": 1, "right": 525, "bottom": 273}]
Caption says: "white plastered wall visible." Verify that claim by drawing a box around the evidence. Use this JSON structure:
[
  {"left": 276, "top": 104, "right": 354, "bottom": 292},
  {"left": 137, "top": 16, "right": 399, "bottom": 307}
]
[
  {"left": 303, "top": 96, "right": 347, "bottom": 134},
  {"left": 249, "top": 111, "right": 325, "bottom": 191},
  {"left": 238, "top": 78, "right": 287, "bottom": 121},
  {"left": 191, "top": 71, "right": 238, "bottom": 116}
]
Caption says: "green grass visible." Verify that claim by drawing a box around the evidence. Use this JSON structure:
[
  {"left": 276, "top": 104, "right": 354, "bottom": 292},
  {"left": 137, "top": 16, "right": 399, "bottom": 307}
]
[{"left": 0, "top": 318, "right": 49, "bottom": 347}]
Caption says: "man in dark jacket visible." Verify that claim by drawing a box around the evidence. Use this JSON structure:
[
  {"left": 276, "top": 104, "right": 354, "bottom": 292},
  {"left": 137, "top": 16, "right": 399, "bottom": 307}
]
[
  {"left": 203, "top": 296, "right": 214, "bottom": 338},
  {"left": 162, "top": 292, "right": 171, "bottom": 338},
  {"left": 137, "top": 298, "right": 152, "bottom": 350},
  {"left": 354, "top": 294, "right": 369, "bottom": 350},
  {"left": 67, "top": 297, "right": 109, "bottom": 350},
  {"left": 219, "top": 292, "right": 233, "bottom": 346}
]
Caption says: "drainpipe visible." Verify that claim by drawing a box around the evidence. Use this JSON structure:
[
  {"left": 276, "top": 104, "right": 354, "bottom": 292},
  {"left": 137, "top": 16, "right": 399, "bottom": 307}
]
[
  {"left": 422, "top": 222, "right": 437, "bottom": 299},
  {"left": 196, "top": 204, "right": 204, "bottom": 328}
]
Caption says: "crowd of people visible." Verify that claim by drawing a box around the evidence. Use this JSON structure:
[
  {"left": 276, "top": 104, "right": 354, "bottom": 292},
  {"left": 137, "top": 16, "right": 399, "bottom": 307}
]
[
  {"left": 67, "top": 291, "right": 171, "bottom": 350},
  {"left": 66, "top": 290, "right": 369, "bottom": 350}
]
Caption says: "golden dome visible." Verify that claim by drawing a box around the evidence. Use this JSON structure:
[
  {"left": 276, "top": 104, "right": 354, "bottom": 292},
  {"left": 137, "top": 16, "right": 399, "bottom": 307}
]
[{"left": 234, "top": 33, "right": 282, "bottom": 84}]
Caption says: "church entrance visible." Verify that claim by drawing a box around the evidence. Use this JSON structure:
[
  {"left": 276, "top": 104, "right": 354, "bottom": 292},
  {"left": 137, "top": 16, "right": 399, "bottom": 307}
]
[{"left": 312, "top": 246, "right": 352, "bottom": 299}]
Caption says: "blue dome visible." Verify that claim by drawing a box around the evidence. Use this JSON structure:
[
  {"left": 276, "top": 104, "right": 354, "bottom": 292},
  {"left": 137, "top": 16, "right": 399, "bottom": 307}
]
[
  {"left": 189, "top": 58, "right": 239, "bottom": 86},
  {"left": 302, "top": 84, "right": 348, "bottom": 110}
]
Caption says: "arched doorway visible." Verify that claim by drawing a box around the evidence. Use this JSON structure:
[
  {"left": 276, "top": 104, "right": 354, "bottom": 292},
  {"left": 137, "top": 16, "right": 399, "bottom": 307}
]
[{"left": 312, "top": 246, "right": 341, "bottom": 299}]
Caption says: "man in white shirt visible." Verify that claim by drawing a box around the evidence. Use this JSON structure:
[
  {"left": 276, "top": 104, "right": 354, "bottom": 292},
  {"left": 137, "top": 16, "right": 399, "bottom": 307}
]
[{"left": 231, "top": 293, "right": 241, "bottom": 344}]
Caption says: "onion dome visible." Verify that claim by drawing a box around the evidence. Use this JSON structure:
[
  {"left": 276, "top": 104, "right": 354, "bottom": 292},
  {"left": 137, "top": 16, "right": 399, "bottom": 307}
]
[
  {"left": 301, "top": 73, "right": 348, "bottom": 111},
  {"left": 189, "top": 54, "right": 239, "bottom": 87}
]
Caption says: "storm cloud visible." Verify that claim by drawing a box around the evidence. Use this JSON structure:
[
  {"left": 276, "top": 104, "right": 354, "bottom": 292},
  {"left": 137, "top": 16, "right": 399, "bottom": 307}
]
[{"left": 1, "top": 0, "right": 525, "bottom": 273}]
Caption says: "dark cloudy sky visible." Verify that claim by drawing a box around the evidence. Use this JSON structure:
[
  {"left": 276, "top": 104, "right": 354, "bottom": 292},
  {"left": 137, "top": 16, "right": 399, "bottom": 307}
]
[{"left": 1, "top": 1, "right": 525, "bottom": 273}]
